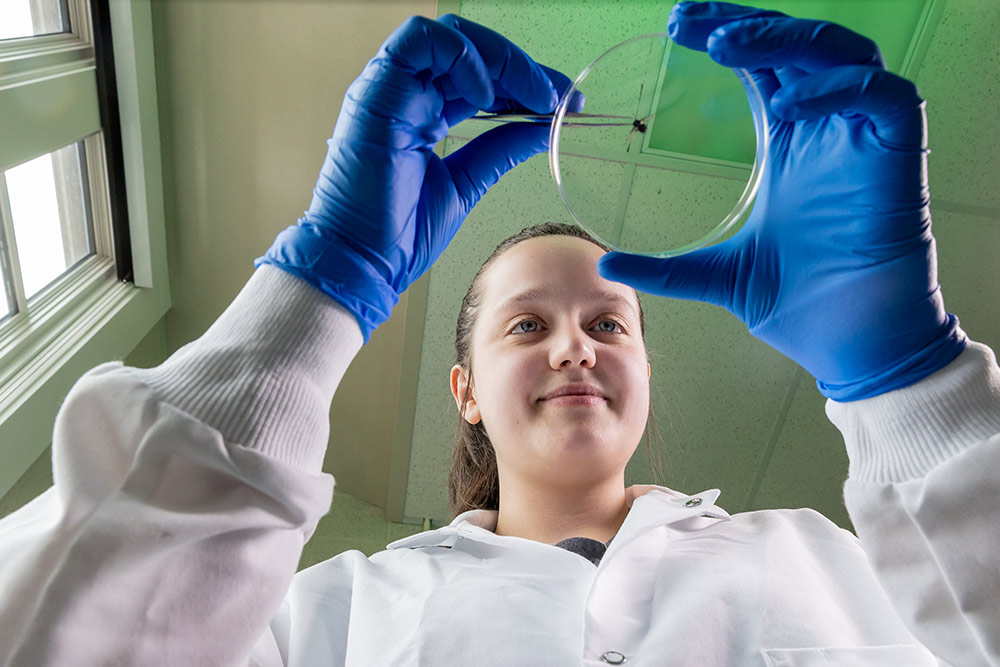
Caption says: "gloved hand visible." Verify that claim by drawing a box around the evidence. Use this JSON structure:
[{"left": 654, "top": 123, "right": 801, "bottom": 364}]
[
  {"left": 598, "top": 1, "right": 966, "bottom": 401},
  {"left": 257, "top": 15, "right": 573, "bottom": 342}
]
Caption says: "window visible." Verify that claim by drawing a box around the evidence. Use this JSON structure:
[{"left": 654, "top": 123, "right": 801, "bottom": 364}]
[
  {"left": 0, "top": 0, "right": 170, "bottom": 496},
  {"left": 0, "top": 0, "right": 130, "bottom": 323},
  {"left": 0, "top": 0, "right": 70, "bottom": 41},
  {"left": 2, "top": 140, "right": 102, "bottom": 319}
]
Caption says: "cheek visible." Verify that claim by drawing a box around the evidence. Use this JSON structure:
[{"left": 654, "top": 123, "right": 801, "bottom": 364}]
[
  {"left": 630, "top": 374, "right": 651, "bottom": 416},
  {"left": 616, "top": 344, "right": 649, "bottom": 380},
  {"left": 474, "top": 355, "right": 535, "bottom": 423},
  {"left": 619, "top": 353, "right": 651, "bottom": 416}
]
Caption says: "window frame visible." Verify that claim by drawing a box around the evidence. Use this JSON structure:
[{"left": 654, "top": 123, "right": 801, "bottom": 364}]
[{"left": 0, "top": 0, "right": 170, "bottom": 496}]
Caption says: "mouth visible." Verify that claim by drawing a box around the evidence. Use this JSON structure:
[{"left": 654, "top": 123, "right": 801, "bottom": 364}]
[{"left": 539, "top": 384, "right": 607, "bottom": 403}]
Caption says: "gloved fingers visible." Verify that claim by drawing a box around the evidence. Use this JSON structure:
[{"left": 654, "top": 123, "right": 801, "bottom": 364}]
[
  {"left": 772, "top": 65, "right": 926, "bottom": 147},
  {"left": 440, "top": 93, "right": 545, "bottom": 124},
  {"left": 667, "top": 1, "right": 787, "bottom": 52},
  {"left": 485, "top": 80, "right": 553, "bottom": 114},
  {"left": 436, "top": 80, "right": 523, "bottom": 122},
  {"left": 706, "top": 17, "right": 886, "bottom": 73},
  {"left": 538, "top": 64, "right": 582, "bottom": 111},
  {"left": 597, "top": 245, "right": 735, "bottom": 309},
  {"left": 487, "top": 63, "right": 584, "bottom": 113},
  {"left": 665, "top": 3, "right": 786, "bottom": 123},
  {"left": 381, "top": 16, "right": 494, "bottom": 109},
  {"left": 440, "top": 64, "right": 579, "bottom": 115},
  {"left": 440, "top": 64, "right": 583, "bottom": 133},
  {"left": 442, "top": 99, "right": 480, "bottom": 127},
  {"left": 437, "top": 14, "right": 559, "bottom": 114},
  {"left": 483, "top": 76, "right": 584, "bottom": 116},
  {"left": 734, "top": 67, "right": 780, "bottom": 122},
  {"left": 442, "top": 122, "right": 550, "bottom": 208},
  {"left": 773, "top": 64, "right": 807, "bottom": 88}
]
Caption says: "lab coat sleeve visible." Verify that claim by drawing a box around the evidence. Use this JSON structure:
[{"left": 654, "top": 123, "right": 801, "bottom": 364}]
[
  {"left": 0, "top": 266, "right": 363, "bottom": 666},
  {"left": 828, "top": 340, "right": 1000, "bottom": 667}
]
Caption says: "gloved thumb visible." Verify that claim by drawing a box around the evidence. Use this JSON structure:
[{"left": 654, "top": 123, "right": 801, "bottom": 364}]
[
  {"left": 444, "top": 121, "right": 549, "bottom": 208},
  {"left": 597, "top": 244, "right": 735, "bottom": 309}
]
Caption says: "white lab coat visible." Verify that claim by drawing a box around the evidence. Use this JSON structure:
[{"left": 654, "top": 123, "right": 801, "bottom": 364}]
[
  {"left": 252, "top": 486, "right": 938, "bottom": 666},
  {"left": 1, "top": 267, "right": 998, "bottom": 666}
]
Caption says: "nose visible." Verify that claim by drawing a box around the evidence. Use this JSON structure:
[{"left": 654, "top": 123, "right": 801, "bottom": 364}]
[{"left": 548, "top": 326, "right": 596, "bottom": 370}]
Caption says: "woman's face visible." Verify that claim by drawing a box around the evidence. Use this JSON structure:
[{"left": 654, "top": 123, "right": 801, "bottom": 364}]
[{"left": 451, "top": 235, "right": 651, "bottom": 490}]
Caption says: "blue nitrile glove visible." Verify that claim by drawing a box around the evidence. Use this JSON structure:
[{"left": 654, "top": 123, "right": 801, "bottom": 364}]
[
  {"left": 598, "top": 1, "right": 966, "bottom": 401},
  {"left": 256, "top": 15, "right": 574, "bottom": 342}
]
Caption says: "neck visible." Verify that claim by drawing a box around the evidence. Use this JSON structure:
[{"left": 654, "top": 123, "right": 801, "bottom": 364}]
[{"left": 493, "top": 473, "right": 630, "bottom": 545}]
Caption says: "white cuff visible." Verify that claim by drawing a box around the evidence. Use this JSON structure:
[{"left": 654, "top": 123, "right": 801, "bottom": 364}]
[
  {"left": 131, "top": 265, "right": 364, "bottom": 471},
  {"left": 827, "top": 340, "right": 1000, "bottom": 483}
]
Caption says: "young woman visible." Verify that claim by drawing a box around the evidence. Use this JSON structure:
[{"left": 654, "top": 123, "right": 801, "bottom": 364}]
[
  {"left": 1, "top": 3, "right": 998, "bottom": 666},
  {"left": 447, "top": 223, "right": 652, "bottom": 547}
]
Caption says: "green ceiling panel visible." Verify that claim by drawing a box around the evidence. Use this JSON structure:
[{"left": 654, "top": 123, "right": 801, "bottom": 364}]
[
  {"left": 644, "top": 47, "right": 758, "bottom": 165},
  {"left": 452, "top": 1, "right": 939, "bottom": 166},
  {"left": 455, "top": 0, "right": 669, "bottom": 77},
  {"left": 646, "top": 0, "right": 935, "bottom": 164}
]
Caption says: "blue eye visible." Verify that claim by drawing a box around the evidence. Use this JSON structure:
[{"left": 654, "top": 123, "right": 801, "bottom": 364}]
[
  {"left": 513, "top": 320, "right": 540, "bottom": 334},
  {"left": 594, "top": 319, "right": 623, "bottom": 333}
]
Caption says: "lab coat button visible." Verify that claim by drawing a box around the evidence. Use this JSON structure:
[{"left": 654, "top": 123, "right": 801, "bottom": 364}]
[
  {"left": 684, "top": 497, "right": 702, "bottom": 507},
  {"left": 601, "top": 651, "right": 627, "bottom": 664}
]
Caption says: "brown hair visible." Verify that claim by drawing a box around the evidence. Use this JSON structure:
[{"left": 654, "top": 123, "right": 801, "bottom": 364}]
[{"left": 447, "top": 222, "right": 665, "bottom": 519}]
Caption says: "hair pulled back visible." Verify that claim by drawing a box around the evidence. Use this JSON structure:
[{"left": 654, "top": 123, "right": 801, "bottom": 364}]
[{"left": 446, "top": 223, "right": 656, "bottom": 520}]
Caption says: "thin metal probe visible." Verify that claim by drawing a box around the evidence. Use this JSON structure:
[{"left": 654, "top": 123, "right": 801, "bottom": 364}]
[{"left": 469, "top": 111, "right": 637, "bottom": 127}]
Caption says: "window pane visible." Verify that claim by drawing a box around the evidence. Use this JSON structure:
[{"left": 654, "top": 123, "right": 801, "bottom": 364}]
[
  {"left": 0, "top": 0, "right": 69, "bottom": 41},
  {"left": 6, "top": 142, "right": 95, "bottom": 300}
]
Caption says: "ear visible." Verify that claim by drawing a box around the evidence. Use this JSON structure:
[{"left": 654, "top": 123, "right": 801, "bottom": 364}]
[
  {"left": 450, "top": 364, "right": 481, "bottom": 425},
  {"left": 647, "top": 361, "right": 651, "bottom": 379}
]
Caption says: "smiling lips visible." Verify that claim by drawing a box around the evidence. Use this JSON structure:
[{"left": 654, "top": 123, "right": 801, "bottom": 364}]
[{"left": 539, "top": 384, "right": 607, "bottom": 405}]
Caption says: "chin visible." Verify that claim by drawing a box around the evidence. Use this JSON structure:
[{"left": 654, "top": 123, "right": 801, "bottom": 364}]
[{"left": 547, "top": 434, "right": 634, "bottom": 467}]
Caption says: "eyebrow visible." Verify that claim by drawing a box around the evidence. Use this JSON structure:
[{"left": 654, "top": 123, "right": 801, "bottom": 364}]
[{"left": 496, "top": 287, "right": 640, "bottom": 319}]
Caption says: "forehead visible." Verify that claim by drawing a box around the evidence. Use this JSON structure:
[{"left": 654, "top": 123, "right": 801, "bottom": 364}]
[{"left": 479, "top": 235, "right": 639, "bottom": 314}]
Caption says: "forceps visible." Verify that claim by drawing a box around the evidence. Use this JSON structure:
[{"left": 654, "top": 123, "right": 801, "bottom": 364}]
[{"left": 470, "top": 112, "right": 649, "bottom": 133}]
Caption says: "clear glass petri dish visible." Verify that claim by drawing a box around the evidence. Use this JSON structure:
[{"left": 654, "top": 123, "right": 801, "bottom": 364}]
[{"left": 548, "top": 33, "right": 769, "bottom": 257}]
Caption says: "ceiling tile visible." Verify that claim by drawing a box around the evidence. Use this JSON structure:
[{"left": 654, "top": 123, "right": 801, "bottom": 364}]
[
  {"left": 626, "top": 298, "right": 799, "bottom": 505},
  {"left": 618, "top": 166, "right": 749, "bottom": 252},
  {"left": 915, "top": 0, "right": 1000, "bottom": 210},
  {"left": 749, "top": 203, "right": 1000, "bottom": 530},
  {"left": 748, "top": 368, "right": 854, "bottom": 531},
  {"left": 932, "top": 205, "right": 1000, "bottom": 352}
]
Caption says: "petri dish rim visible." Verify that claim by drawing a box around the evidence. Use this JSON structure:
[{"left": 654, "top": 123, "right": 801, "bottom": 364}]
[{"left": 548, "top": 32, "right": 770, "bottom": 258}]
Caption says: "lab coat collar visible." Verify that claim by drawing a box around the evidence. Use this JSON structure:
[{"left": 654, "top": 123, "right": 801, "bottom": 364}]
[{"left": 386, "top": 484, "right": 731, "bottom": 553}]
